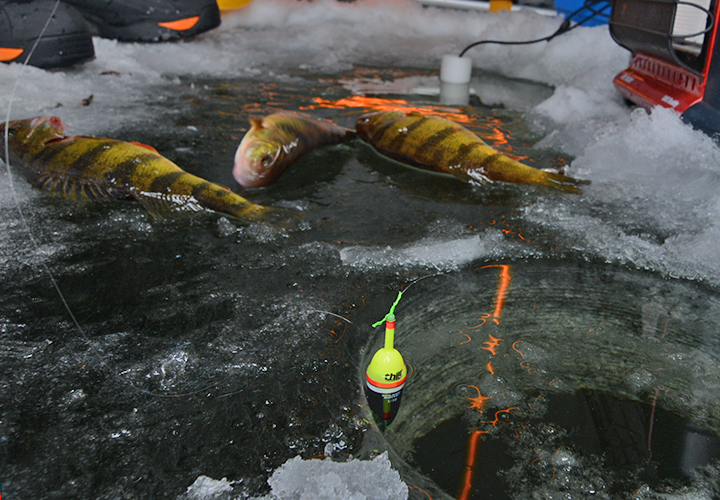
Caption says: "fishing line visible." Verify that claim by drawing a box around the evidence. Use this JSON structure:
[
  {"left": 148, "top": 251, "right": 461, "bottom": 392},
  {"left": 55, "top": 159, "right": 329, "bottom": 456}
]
[
  {"left": 2, "top": 1, "right": 89, "bottom": 349},
  {"left": 399, "top": 271, "right": 449, "bottom": 294},
  {"left": 1, "top": 3, "right": 240, "bottom": 400},
  {"left": 308, "top": 309, "right": 353, "bottom": 324},
  {"left": 458, "top": 0, "right": 612, "bottom": 57}
]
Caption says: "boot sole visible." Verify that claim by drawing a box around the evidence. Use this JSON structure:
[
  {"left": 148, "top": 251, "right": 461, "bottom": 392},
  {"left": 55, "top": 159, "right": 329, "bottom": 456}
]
[
  {"left": 0, "top": 32, "right": 94, "bottom": 69},
  {"left": 82, "top": 4, "right": 221, "bottom": 42}
]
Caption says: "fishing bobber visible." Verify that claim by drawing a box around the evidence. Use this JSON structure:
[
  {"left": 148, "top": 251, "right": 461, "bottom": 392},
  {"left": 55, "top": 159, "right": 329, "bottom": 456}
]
[{"left": 365, "top": 296, "right": 407, "bottom": 426}]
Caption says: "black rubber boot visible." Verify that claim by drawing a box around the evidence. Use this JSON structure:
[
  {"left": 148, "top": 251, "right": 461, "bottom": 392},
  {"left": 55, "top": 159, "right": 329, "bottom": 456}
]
[
  {"left": 63, "top": 0, "right": 222, "bottom": 42},
  {"left": 0, "top": 0, "right": 95, "bottom": 68}
]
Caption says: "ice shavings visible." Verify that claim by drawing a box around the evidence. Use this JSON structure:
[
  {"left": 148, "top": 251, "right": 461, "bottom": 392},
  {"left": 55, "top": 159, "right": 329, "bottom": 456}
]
[
  {"left": 184, "top": 455, "right": 408, "bottom": 500},
  {"left": 259, "top": 453, "right": 408, "bottom": 500},
  {"left": 185, "top": 476, "right": 234, "bottom": 499}
]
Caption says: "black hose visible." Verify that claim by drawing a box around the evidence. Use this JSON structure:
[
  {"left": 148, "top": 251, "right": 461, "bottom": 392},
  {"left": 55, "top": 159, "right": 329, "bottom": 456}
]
[{"left": 458, "top": 0, "right": 612, "bottom": 57}]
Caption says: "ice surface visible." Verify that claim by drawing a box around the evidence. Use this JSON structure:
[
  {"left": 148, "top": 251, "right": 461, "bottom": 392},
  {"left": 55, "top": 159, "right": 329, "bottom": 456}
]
[{"left": 4, "top": 1, "right": 720, "bottom": 499}]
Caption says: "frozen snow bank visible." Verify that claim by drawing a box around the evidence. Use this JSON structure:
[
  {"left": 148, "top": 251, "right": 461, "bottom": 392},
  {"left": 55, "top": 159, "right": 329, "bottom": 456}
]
[{"left": 526, "top": 106, "right": 720, "bottom": 283}]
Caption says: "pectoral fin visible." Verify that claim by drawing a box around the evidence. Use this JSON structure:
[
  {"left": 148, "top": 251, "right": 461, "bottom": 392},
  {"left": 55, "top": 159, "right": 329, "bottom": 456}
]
[
  {"left": 33, "top": 174, "right": 126, "bottom": 202},
  {"left": 135, "top": 191, "right": 206, "bottom": 219}
]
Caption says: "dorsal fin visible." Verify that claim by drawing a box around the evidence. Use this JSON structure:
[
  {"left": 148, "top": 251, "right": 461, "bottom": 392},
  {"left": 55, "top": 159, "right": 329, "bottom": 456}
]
[
  {"left": 249, "top": 118, "right": 265, "bottom": 129},
  {"left": 129, "top": 141, "right": 159, "bottom": 153}
]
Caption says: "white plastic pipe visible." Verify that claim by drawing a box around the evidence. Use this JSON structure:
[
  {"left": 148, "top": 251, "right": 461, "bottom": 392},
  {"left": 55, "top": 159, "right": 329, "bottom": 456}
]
[
  {"left": 440, "top": 82, "right": 470, "bottom": 105},
  {"left": 440, "top": 55, "right": 473, "bottom": 84}
]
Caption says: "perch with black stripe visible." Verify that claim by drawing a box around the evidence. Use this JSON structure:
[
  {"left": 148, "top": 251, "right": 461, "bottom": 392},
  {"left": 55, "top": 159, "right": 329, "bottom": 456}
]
[
  {"left": 355, "top": 110, "right": 585, "bottom": 194},
  {"left": 1, "top": 116, "right": 295, "bottom": 225}
]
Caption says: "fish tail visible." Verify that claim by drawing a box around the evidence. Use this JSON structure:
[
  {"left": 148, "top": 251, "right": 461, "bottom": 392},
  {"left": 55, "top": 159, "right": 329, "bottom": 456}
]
[
  {"left": 539, "top": 170, "right": 589, "bottom": 194},
  {"left": 483, "top": 154, "right": 587, "bottom": 194},
  {"left": 184, "top": 176, "right": 303, "bottom": 227},
  {"left": 339, "top": 127, "right": 357, "bottom": 142}
]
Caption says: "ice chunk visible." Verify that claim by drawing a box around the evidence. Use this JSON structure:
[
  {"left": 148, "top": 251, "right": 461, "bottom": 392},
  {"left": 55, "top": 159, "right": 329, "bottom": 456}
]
[
  {"left": 185, "top": 476, "right": 234, "bottom": 499},
  {"left": 259, "top": 453, "right": 408, "bottom": 500}
]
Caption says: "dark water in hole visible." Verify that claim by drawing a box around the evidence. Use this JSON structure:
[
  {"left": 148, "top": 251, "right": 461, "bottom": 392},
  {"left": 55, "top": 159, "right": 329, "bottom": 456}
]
[
  {"left": 2, "top": 66, "right": 720, "bottom": 499},
  {"left": 413, "top": 390, "right": 720, "bottom": 499}
]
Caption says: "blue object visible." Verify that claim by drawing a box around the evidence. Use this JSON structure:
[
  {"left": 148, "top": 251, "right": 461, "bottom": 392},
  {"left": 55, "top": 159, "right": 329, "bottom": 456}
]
[{"left": 555, "top": 0, "right": 611, "bottom": 26}]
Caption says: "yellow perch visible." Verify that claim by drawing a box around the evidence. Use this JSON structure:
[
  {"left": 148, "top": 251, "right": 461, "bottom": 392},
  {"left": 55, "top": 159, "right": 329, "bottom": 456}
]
[
  {"left": 233, "top": 111, "right": 355, "bottom": 188},
  {"left": 356, "top": 110, "right": 586, "bottom": 194},
  {"left": 1, "top": 116, "right": 294, "bottom": 225}
]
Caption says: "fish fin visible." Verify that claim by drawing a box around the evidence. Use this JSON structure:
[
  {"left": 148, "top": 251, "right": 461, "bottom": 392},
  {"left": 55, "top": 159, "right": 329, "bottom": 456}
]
[
  {"left": 32, "top": 174, "right": 126, "bottom": 202},
  {"left": 366, "top": 144, "right": 442, "bottom": 173},
  {"left": 249, "top": 118, "right": 265, "bottom": 130},
  {"left": 407, "top": 111, "right": 425, "bottom": 118},
  {"left": 341, "top": 127, "right": 358, "bottom": 142},
  {"left": 543, "top": 172, "right": 588, "bottom": 194},
  {"left": 129, "top": 141, "right": 159, "bottom": 153},
  {"left": 134, "top": 192, "right": 207, "bottom": 219}
]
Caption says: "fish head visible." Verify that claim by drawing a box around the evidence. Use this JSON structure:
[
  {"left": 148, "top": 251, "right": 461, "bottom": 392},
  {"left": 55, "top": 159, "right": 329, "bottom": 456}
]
[
  {"left": 2, "top": 116, "right": 66, "bottom": 146},
  {"left": 233, "top": 137, "right": 286, "bottom": 188},
  {"left": 0, "top": 116, "right": 67, "bottom": 162},
  {"left": 356, "top": 111, "right": 405, "bottom": 142}
]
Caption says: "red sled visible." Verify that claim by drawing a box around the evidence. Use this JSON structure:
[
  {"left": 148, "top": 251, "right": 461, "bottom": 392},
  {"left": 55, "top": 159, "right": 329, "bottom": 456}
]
[{"left": 610, "top": 0, "right": 720, "bottom": 137}]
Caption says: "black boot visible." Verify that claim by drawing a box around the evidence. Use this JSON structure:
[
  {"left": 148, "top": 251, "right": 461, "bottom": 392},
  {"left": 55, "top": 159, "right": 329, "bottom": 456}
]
[
  {"left": 0, "top": 0, "right": 95, "bottom": 68},
  {"left": 63, "top": 0, "right": 222, "bottom": 42}
]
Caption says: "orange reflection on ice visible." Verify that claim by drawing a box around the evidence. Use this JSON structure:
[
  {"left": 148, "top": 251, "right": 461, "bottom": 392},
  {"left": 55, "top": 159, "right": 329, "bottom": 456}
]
[
  {"left": 482, "top": 264, "right": 511, "bottom": 324},
  {"left": 465, "top": 385, "right": 492, "bottom": 412},
  {"left": 302, "top": 96, "right": 474, "bottom": 124},
  {"left": 486, "top": 126, "right": 509, "bottom": 147},
  {"left": 481, "top": 334, "right": 503, "bottom": 355},
  {"left": 407, "top": 485, "right": 433, "bottom": 499},
  {"left": 513, "top": 340, "right": 525, "bottom": 356},
  {"left": 458, "top": 429, "right": 489, "bottom": 500},
  {"left": 483, "top": 407, "right": 520, "bottom": 426},
  {"left": 468, "top": 312, "right": 491, "bottom": 329},
  {"left": 466, "top": 114, "right": 528, "bottom": 161}
]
